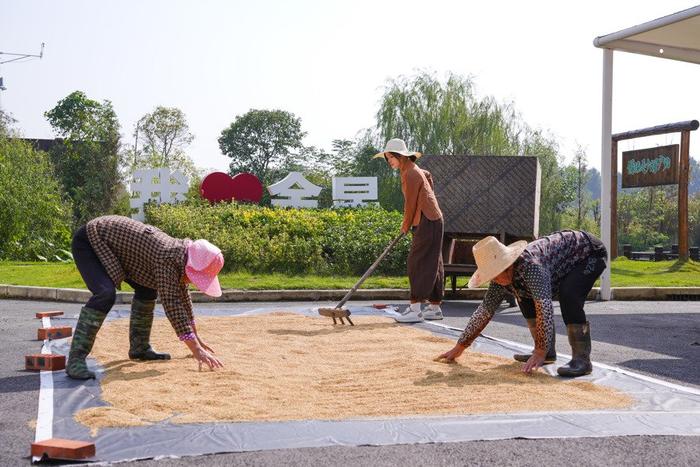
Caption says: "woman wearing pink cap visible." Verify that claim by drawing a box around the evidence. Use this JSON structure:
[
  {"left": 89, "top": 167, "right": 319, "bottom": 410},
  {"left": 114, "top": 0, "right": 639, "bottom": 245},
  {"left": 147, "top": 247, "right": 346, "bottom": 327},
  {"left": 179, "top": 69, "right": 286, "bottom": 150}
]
[{"left": 67, "top": 215, "right": 225, "bottom": 379}]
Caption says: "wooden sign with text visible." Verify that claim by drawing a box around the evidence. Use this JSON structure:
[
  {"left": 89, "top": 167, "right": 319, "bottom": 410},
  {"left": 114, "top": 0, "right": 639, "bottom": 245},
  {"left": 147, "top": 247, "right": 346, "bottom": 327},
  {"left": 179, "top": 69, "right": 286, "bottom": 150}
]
[{"left": 622, "top": 144, "right": 679, "bottom": 188}]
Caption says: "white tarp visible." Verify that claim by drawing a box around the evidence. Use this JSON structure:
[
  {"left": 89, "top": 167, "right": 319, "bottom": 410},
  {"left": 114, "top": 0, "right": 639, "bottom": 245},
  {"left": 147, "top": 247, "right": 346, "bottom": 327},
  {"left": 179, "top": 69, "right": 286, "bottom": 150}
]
[{"left": 37, "top": 306, "right": 700, "bottom": 463}]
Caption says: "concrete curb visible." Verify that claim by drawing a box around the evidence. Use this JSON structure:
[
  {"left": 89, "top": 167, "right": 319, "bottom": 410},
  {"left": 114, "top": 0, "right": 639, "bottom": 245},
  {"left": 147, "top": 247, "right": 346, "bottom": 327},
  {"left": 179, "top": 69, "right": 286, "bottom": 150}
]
[
  {"left": 2, "top": 284, "right": 700, "bottom": 303},
  {"left": 0, "top": 285, "right": 486, "bottom": 304}
]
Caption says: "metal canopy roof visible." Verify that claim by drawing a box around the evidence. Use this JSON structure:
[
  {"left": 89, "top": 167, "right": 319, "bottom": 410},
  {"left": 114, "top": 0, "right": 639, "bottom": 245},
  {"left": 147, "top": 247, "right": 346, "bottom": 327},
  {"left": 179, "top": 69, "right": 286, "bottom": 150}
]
[
  {"left": 594, "top": 5, "right": 700, "bottom": 64},
  {"left": 593, "top": 5, "right": 700, "bottom": 300}
]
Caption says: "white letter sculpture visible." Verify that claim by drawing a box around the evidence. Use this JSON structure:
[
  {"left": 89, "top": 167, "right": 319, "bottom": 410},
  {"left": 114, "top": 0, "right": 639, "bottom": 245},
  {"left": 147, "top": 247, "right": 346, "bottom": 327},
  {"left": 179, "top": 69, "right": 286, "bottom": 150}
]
[
  {"left": 332, "top": 177, "right": 378, "bottom": 207},
  {"left": 129, "top": 168, "right": 189, "bottom": 221},
  {"left": 268, "top": 172, "right": 322, "bottom": 208}
]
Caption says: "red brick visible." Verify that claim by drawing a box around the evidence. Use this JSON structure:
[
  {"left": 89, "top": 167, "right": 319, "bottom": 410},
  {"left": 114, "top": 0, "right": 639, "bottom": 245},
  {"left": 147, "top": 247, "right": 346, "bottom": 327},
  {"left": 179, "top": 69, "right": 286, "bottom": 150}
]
[
  {"left": 37, "top": 326, "right": 72, "bottom": 340},
  {"left": 35, "top": 311, "right": 64, "bottom": 319},
  {"left": 31, "top": 438, "right": 95, "bottom": 460},
  {"left": 25, "top": 354, "right": 66, "bottom": 371}
]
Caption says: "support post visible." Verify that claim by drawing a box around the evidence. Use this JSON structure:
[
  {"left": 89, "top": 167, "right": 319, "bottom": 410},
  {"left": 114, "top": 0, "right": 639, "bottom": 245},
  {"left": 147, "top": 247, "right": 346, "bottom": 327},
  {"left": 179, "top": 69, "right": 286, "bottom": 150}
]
[
  {"left": 610, "top": 139, "right": 618, "bottom": 259},
  {"left": 600, "top": 49, "right": 613, "bottom": 300},
  {"left": 679, "top": 130, "right": 690, "bottom": 260}
]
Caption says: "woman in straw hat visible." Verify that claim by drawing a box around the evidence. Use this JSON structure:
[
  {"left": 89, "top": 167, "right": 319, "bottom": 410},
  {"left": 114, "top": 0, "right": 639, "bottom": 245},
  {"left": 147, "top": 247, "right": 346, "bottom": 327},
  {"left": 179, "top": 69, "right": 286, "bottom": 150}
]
[
  {"left": 67, "top": 215, "right": 225, "bottom": 379},
  {"left": 438, "top": 230, "right": 607, "bottom": 377},
  {"left": 374, "top": 138, "right": 445, "bottom": 323}
]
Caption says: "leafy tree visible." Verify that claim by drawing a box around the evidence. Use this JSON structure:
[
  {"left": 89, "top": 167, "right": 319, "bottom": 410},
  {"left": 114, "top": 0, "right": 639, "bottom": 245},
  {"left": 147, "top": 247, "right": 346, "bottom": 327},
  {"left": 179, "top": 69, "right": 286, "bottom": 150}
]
[
  {"left": 0, "top": 133, "right": 73, "bottom": 260},
  {"left": 520, "top": 131, "right": 570, "bottom": 234},
  {"left": 0, "top": 109, "right": 16, "bottom": 135},
  {"left": 689, "top": 157, "right": 700, "bottom": 196},
  {"left": 127, "top": 106, "right": 198, "bottom": 179},
  {"left": 375, "top": 71, "right": 568, "bottom": 233},
  {"left": 45, "top": 91, "right": 122, "bottom": 227},
  {"left": 689, "top": 194, "right": 700, "bottom": 247},
  {"left": 570, "top": 146, "right": 592, "bottom": 229},
  {"left": 219, "top": 109, "right": 305, "bottom": 185},
  {"left": 376, "top": 71, "right": 522, "bottom": 156},
  {"left": 586, "top": 167, "right": 601, "bottom": 200},
  {"left": 617, "top": 187, "right": 676, "bottom": 250}
]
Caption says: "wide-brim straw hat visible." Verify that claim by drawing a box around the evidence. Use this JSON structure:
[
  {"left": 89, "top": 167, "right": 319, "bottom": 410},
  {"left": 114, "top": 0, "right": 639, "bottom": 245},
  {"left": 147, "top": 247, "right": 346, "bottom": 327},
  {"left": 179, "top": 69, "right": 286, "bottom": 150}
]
[
  {"left": 467, "top": 236, "right": 528, "bottom": 288},
  {"left": 372, "top": 138, "right": 422, "bottom": 159}
]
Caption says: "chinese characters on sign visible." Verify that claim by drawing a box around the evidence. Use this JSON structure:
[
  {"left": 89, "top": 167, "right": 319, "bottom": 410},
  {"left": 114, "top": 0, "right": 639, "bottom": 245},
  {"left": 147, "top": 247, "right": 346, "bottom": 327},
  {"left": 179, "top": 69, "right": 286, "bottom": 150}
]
[
  {"left": 268, "top": 172, "right": 323, "bottom": 208},
  {"left": 622, "top": 144, "right": 679, "bottom": 188},
  {"left": 332, "top": 177, "right": 378, "bottom": 207},
  {"left": 131, "top": 169, "right": 379, "bottom": 214},
  {"left": 129, "top": 168, "right": 189, "bottom": 221},
  {"left": 267, "top": 173, "right": 379, "bottom": 208}
]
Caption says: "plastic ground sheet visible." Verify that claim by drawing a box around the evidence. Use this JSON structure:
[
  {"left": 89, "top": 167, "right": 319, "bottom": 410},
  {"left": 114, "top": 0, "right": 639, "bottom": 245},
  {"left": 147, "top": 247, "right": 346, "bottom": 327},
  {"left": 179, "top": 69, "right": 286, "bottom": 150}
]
[{"left": 34, "top": 305, "right": 700, "bottom": 463}]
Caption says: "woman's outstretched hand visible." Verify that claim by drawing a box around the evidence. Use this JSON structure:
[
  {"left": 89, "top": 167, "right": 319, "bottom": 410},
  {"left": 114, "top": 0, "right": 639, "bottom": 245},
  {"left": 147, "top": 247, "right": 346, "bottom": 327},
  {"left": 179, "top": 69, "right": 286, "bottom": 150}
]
[
  {"left": 522, "top": 348, "right": 546, "bottom": 374},
  {"left": 435, "top": 343, "right": 466, "bottom": 363},
  {"left": 184, "top": 339, "right": 223, "bottom": 371},
  {"left": 196, "top": 336, "right": 216, "bottom": 354}
]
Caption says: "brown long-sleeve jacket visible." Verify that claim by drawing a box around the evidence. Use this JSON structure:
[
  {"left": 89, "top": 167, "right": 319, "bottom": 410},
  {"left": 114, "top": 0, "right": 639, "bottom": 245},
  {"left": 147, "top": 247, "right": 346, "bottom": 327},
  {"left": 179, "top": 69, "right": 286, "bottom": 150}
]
[
  {"left": 86, "top": 215, "right": 194, "bottom": 337},
  {"left": 400, "top": 161, "right": 443, "bottom": 232}
]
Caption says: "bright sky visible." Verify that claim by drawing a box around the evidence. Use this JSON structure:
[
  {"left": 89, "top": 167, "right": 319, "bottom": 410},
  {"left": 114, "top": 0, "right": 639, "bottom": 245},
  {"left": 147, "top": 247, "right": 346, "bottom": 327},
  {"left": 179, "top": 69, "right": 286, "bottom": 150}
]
[{"left": 2, "top": 0, "right": 699, "bottom": 173}]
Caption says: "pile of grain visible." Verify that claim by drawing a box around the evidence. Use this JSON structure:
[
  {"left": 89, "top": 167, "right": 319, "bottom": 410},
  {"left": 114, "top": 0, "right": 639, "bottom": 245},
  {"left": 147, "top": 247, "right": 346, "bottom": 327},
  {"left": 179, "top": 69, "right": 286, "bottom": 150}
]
[{"left": 75, "top": 313, "right": 632, "bottom": 433}]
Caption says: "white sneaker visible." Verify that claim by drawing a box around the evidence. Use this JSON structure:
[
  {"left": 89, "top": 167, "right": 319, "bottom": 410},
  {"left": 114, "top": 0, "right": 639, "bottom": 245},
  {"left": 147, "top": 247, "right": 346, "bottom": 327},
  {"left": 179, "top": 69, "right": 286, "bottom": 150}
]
[
  {"left": 394, "top": 305, "right": 424, "bottom": 323},
  {"left": 423, "top": 304, "right": 444, "bottom": 320}
]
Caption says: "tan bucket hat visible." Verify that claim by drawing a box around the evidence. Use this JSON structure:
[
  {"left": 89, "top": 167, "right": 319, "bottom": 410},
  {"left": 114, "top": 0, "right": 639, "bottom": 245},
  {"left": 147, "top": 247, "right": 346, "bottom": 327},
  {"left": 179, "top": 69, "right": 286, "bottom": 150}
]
[
  {"left": 467, "top": 236, "right": 529, "bottom": 288},
  {"left": 372, "top": 138, "right": 422, "bottom": 159}
]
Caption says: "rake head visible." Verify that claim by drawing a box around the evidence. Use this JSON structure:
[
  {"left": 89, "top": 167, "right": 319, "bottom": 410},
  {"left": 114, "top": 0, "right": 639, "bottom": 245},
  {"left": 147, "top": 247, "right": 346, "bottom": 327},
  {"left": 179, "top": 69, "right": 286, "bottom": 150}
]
[{"left": 318, "top": 307, "right": 354, "bottom": 326}]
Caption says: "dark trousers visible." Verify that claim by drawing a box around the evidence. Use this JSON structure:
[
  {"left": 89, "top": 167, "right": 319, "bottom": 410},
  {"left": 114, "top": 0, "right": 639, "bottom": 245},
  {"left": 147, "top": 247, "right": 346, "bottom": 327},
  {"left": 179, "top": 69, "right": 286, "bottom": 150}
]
[
  {"left": 407, "top": 215, "right": 444, "bottom": 302},
  {"left": 518, "top": 255, "right": 606, "bottom": 325},
  {"left": 72, "top": 226, "right": 157, "bottom": 313}
]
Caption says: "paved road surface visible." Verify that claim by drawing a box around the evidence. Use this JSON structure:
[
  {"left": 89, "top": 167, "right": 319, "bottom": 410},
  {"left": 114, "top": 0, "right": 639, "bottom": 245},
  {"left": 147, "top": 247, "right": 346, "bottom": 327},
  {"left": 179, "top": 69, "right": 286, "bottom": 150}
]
[{"left": 1, "top": 298, "right": 698, "bottom": 466}]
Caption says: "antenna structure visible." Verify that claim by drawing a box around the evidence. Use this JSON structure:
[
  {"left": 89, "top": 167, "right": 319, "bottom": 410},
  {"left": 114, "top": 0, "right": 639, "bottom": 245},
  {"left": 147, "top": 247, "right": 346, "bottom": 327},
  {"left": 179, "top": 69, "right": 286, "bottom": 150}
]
[{"left": 0, "top": 43, "right": 45, "bottom": 99}]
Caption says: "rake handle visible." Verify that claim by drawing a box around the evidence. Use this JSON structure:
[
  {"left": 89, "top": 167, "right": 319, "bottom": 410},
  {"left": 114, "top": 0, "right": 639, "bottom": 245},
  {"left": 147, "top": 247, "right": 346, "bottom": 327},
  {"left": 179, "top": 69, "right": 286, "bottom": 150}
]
[{"left": 334, "top": 232, "right": 406, "bottom": 310}]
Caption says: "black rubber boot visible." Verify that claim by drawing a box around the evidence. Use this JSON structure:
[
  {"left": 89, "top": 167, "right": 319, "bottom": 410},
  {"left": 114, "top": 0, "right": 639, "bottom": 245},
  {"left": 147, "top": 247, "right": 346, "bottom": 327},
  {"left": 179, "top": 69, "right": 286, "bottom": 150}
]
[
  {"left": 128, "top": 298, "right": 171, "bottom": 361},
  {"left": 66, "top": 307, "right": 107, "bottom": 380},
  {"left": 513, "top": 318, "right": 557, "bottom": 364},
  {"left": 557, "top": 322, "right": 593, "bottom": 377}
]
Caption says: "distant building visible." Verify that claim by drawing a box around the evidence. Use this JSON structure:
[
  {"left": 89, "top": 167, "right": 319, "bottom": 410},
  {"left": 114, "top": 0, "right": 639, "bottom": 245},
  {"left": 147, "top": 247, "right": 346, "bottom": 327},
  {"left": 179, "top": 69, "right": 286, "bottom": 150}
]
[{"left": 15, "top": 138, "right": 64, "bottom": 153}]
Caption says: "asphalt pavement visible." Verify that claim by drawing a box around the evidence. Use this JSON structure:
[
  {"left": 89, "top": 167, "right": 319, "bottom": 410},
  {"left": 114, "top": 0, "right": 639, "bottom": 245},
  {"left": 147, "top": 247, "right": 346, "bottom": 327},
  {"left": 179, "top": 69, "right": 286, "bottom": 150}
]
[{"left": 1, "top": 298, "right": 698, "bottom": 466}]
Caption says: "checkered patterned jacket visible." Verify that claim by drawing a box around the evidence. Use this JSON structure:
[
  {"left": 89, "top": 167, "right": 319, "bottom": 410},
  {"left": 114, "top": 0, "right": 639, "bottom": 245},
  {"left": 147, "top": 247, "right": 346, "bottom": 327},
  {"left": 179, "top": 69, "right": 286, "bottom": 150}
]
[{"left": 86, "top": 215, "right": 193, "bottom": 337}]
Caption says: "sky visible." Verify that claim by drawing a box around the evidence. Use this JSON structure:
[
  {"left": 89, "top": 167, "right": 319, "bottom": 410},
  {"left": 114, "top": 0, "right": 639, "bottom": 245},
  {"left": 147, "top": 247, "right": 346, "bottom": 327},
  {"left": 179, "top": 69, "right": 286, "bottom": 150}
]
[{"left": 1, "top": 0, "right": 699, "bottom": 174}]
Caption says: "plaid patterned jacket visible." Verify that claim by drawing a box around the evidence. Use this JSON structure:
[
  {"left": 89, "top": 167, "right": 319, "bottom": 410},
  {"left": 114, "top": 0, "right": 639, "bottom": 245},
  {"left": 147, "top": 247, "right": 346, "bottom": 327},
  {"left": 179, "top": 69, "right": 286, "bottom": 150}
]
[{"left": 86, "top": 215, "right": 194, "bottom": 337}]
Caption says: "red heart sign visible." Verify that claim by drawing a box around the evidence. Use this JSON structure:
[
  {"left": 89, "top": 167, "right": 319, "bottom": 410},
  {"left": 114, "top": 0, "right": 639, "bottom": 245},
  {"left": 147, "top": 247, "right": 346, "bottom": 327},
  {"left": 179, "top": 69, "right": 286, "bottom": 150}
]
[{"left": 200, "top": 172, "right": 263, "bottom": 204}]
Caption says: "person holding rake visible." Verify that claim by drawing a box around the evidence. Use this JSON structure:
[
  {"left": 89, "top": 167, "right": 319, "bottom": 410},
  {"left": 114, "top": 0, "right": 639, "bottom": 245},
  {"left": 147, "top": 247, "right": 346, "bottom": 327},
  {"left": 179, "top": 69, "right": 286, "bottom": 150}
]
[{"left": 374, "top": 138, "right": 445, "bottom": 323}]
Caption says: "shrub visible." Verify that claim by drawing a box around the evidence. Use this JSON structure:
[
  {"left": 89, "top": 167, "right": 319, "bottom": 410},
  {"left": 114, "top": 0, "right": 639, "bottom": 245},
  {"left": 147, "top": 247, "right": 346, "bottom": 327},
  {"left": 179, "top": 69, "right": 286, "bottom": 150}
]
[
  {"left": 0, "top": 137, "right": 73, "bottom": 261},
  {"left": 146, "top": 202, "right": 411, "bottom": 275}
]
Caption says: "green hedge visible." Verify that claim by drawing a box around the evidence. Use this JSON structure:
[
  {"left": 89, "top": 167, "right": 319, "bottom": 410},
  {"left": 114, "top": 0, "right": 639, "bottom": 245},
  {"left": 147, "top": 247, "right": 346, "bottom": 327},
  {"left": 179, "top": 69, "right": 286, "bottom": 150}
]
[
  {"left": 146, "top": 202, "right": 411, "bottom": 275},
  {"left": 0, "top": 136, "right": 73, "bottom": 261}
]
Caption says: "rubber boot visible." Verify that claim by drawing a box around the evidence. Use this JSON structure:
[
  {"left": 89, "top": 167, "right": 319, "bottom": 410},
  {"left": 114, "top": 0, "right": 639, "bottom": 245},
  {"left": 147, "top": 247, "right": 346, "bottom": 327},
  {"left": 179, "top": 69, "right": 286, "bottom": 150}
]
[
  {"left": 128, "top": 298, "right": 171, "bottom": 361},
  {"left": 66, "top": 307, "right": 107, "bottom": 380},
  {"left": 557, "top": 322, "right": 593, "bottom": 377},
  {"left": 513, "top": 318, "right": 557, "bottom": 364}
]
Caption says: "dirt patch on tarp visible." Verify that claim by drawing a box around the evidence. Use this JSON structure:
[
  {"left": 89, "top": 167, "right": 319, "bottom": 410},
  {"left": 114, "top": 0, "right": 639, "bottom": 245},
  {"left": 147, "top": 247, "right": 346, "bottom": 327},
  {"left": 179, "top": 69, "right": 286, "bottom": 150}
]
[{"left": 75, "top": 313, "right": 632, "bottom": 433}]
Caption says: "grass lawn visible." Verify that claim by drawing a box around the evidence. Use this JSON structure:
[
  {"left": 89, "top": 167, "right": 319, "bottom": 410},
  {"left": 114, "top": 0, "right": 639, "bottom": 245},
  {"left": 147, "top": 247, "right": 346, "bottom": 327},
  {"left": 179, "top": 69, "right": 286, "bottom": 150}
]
[
  {"left": 0, "top": 261, "right": 410, "bottom": 290},
  {"left": 606, "top": 257, "right": 700, "bottom": 287},
  {"left": 0, "top": 258, "right": 698, "bottom": 290}
]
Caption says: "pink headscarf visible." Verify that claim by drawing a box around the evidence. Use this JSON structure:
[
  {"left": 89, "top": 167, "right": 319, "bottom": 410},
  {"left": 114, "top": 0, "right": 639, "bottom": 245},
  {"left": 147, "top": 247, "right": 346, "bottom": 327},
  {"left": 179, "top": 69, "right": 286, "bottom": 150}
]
[{"left": 185, "top": 239, "right": 224, "bottom": 297}]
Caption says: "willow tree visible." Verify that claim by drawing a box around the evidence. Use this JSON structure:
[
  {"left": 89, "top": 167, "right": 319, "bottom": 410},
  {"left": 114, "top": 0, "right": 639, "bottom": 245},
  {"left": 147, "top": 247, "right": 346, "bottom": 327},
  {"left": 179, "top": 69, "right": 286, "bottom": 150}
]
[
  {"left": 376, "top": 71, "right": 523, "bottom": 156},
  {"left": 375, "top": 71, "right": 568, "bottom": 234}
]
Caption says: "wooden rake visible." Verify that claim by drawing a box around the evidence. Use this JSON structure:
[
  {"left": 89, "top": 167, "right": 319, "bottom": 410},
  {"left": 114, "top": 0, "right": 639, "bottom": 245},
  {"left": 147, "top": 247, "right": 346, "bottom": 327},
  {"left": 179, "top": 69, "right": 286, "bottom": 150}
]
[{"left": 318, "top": 232, "right": 405, "bottom": 325}]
